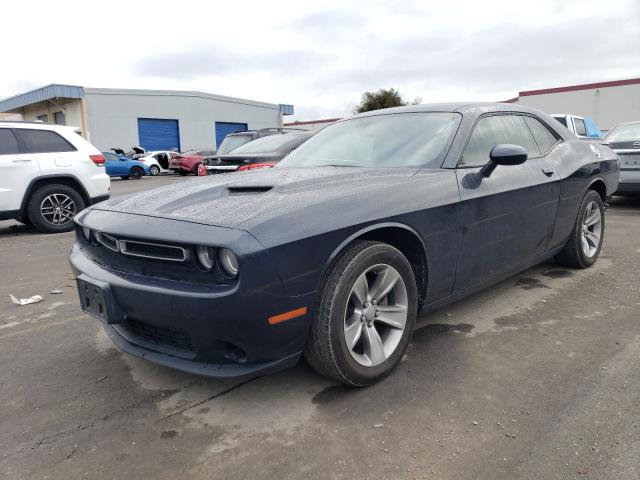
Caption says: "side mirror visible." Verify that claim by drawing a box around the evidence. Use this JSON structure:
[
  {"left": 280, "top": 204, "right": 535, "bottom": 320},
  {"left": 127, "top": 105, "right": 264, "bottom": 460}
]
[{"left": 480, "top": 144, "right": 528, "bottom": 177}]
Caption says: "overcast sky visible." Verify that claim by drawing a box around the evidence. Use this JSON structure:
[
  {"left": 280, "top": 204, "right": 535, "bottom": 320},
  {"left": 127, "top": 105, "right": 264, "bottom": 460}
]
[{"left": 2, "top": 0, "right": 639, "bottom": 121}]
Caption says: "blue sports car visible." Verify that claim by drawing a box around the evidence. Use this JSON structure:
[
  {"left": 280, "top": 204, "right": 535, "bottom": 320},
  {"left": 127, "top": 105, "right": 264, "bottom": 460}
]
[{"left": 102, "top": 152, "right": 149, "bottom": 180}]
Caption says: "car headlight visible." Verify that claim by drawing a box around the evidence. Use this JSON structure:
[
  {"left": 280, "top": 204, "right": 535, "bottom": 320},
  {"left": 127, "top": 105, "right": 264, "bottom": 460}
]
[
  {"left": 218, "top": 248, "right": 239, "bottom": 277},
  {"left": 82, "top": 226, "right": 92, "bottom": 242},
  {"left": 195, "top": 245, "right": 216, "bottom": 271}
]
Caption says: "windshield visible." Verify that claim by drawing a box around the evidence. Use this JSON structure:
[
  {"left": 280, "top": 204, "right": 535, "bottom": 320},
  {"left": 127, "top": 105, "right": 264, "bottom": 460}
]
[
  {"left": 278, "top": 112, "right": 461, "bottom": 168},
  {"left": 230, "top": 134, "right": 304, "bottom": 155},
  {"left": 217, "top": 135, "right": 253, "bottom": 155},
  {"left": 605, "top": 123, "right": 640, "bottom": 142}
]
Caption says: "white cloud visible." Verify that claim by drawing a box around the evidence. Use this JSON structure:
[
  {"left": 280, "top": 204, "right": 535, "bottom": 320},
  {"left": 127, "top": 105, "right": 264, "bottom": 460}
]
[{"left": 1, "top": 0, "right": 639, "bottom": 121}]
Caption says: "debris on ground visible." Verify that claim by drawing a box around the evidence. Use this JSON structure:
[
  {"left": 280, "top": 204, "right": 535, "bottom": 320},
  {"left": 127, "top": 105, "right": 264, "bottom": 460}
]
[
  {"left": 373, "top": 424, "right": 384, "bottom": 428},
  {"left": 50, "top": 289, "right": 63, "bottom": 295},
  {"left": 10, "top": 294, "right": 43, "bottom": 306},
  {"left": 96, "top": 376, "right": 108, "bottom": 383}
]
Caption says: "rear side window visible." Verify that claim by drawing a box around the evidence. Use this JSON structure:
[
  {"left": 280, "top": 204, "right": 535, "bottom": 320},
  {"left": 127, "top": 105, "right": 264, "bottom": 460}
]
[
  {"left": 14, "top": 129, "right": 76, "bottom": 154},
  {"left": 0, "top": 128, "right": 20, "bottom": 155},
  {"left": 461, "top": 115, "right": 541, "bottom": 167},
  {"left": 553, "top": 116, "right": 568, "bottom": 128},
  {"left": 523, "top": 116, "right": 559, "bottom": 154},
  {"left": 573, "top": 118, "right": 587, "bottom": 136}
]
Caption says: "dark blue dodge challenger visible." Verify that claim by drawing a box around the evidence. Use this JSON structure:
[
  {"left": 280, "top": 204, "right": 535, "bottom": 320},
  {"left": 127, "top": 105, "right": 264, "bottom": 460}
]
[{"left": 70, "top": 103, "right": 619, "bottom": 386}]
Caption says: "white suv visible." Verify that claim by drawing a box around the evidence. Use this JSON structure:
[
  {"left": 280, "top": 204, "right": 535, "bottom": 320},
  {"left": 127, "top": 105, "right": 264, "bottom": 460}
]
[{"left": 0, "top": 122, "right": 110, "bottom": 233}]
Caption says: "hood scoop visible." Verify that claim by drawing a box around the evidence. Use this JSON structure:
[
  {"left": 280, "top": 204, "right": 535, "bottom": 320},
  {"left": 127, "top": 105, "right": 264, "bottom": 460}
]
[{"left": 227, "top": 185, "right": 273, "bottom": 195}]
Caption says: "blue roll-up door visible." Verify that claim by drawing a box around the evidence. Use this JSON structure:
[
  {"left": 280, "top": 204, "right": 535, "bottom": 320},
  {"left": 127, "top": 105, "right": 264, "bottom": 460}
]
[
  {"left": 215, "top": 122, "right": 248, "bottom": 148},
  {"left": 137, "top": 118, "right": 180, "bottom": 151}
]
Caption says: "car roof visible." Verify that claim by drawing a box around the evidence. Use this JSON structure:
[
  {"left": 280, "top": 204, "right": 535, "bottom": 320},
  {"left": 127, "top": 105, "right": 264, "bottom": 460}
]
[
  {"left": 347, "top": 102, "right": 548, "bottom": 120},
  {"left": 0, "top": 121, "right": 77, "bottom": 132}
]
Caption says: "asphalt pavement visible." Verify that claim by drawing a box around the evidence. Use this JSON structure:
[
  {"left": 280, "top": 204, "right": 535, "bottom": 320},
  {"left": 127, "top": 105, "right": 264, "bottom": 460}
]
[{"left": 1, "top": 175, "right": 639, "bottom": 480}]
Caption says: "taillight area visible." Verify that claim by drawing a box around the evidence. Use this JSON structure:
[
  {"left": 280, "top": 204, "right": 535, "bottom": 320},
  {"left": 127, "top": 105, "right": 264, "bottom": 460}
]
[
  {"left": 238, "top": 163, "right": 275, "bottom": 172},
  {"left": 90, "top": 154, "right": 105, "bottom": 166}
]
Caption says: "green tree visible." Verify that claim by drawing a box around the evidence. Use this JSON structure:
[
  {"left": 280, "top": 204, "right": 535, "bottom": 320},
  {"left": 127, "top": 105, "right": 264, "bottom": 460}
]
[{"left": 354, "top": 88, "right": 406, "bottom": 113}]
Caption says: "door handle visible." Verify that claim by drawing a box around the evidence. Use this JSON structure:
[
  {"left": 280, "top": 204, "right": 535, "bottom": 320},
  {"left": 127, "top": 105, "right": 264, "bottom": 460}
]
[
  {"left": 542, "top": 168, "right": 554, "bottom": 177},
  {"left": 12, "top": 159, "right": 32, "bottom": 163}
]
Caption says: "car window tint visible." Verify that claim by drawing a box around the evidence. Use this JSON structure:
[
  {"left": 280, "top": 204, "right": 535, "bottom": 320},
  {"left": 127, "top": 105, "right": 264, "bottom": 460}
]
[
  {"left": 103, "top": 152, "right": 118, "bottom": 161},
  {"left": 573, "top": 118, "right": 587, "bottom": 136},
  {"left": 462, "top": 115, "right": 540, "bottom": 167},
  {"left": 0, "top": 128, "right": 20, "bottom": 155},
  {"left": 523, "top": 116, "right": 558, "bottom": 154},
  {"left": 14, "top": 129, "right": 76, "bottom": 153}
]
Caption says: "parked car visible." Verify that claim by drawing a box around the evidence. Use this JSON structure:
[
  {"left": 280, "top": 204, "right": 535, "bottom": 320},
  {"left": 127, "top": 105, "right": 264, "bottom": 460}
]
[
  {"left": 0, "top": 121, "right": 110, "bottom": 233},
  {"left": 70, "top": 103, "right": 618, "bottom": 385},
  {"left": 605, "top": 120, "right": 640, "bottom": 195},
  {"left": 169, "top": 150, "right": 217, "bottom": 176},
  {"left": 205, "top": 131, "right": 313, "bottom": 173},
  {"left": 216, "top": 127, "right": 306, "bottom": 156},
  {"left": 136, "top": 150, "right": 178, "bottom": 176},
  {"left": 103, "top": 152, "right": 149, "bottom": 180},
  {"left": 551, "top": 114, "right": 602, "bottom": 138}
]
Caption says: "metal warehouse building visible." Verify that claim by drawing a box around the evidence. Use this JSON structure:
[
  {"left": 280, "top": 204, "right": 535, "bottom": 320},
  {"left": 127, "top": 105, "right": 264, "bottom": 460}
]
[
  {"left": 507, "top": 77, "right": 640, "bottom": 131},
  {"left": 0, "top": 84, "right": 293, "bottom": 152}
]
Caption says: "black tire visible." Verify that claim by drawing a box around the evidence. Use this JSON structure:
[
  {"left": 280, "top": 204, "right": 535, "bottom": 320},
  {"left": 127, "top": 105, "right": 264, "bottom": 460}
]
[
  {"left": 192, "top": 163, "right": 202, "bottom": 175},
  {"left": 149, "top": 165, "right": 160, "bottom": 176},
  {"left": 178, "top": 170, "right": 188, "bottom": 176},
  {"left": 555, "top": 190, "right": 605, "bottom": 268},
  {"left": 130, "top": 167, "right": 143, "bottom": 180},
  {"left": 304, "top": 240, "right": 418, "bottom": 386},
  {"left": 26, "top": 183, "right": 85, "bottom": 233},
  {"left": 120, "top": 175, "right": 130, "bottom": 180}
]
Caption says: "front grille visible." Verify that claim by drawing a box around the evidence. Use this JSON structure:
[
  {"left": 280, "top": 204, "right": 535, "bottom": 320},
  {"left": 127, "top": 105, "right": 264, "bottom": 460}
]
[
  {"left": 119, "top": 240, "right": 187, "bottom": 262},
  {"left": 120, "top": 319, "right": 194, "bottom": 354}
]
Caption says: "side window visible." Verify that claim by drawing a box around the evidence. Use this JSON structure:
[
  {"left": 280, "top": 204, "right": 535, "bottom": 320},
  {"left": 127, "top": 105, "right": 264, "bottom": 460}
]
[
  {"left": 0, "top": 128, "right": 20, "bottom": 155},
  {"left": 573, "top": 118, "right": 587, "bottom": 136},
  {"left": 461, "top": 115, "right": 540, "bottom": 167},
  {"left": 13, "top": 129, "right": 77, "bottom": 154},
  {"left": 523, "top": 116, "right": 559, "bottom": 155},
  {"left": 103, "top": 152, "right": 117, "bottom": 161}
]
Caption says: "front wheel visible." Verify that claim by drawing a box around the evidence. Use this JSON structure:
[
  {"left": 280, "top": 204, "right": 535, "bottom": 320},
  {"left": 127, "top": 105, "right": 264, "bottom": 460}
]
[
  {"left": 556, "top": 190, "right": 605, "bottom": 268},
  {"left": 149, "top": 165, "right": 160, "bottom": 176},
  {"left": 304, "top": 240, "right": 418, "bottom": 386}
]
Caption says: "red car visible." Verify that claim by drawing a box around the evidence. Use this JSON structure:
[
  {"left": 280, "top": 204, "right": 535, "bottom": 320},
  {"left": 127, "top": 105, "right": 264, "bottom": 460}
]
[{"left": 168, "top": 150, "right": 217, "bottom": 175}]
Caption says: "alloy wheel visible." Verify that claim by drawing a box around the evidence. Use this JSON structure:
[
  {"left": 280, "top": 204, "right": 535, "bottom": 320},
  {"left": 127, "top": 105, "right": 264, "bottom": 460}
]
[
  {"left": 40, "top": 193, "right": 76, "bottom": 225},
  {"left": 343, "top": 264, "right": 408, "bottom": 367},
  {"left": 581, "top": 200, "right": 602, "bottom": 258}
]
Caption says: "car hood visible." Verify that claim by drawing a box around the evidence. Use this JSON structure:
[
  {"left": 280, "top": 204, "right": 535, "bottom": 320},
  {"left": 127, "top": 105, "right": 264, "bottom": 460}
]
[{"left": 91, "top": 167, "right": 445, "bottom": 230}]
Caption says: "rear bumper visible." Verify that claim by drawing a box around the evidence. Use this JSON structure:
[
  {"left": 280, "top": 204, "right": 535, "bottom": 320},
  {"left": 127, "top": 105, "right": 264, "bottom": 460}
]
[{"left": 615, "top": 170, "right": 640, "bottom": 195}]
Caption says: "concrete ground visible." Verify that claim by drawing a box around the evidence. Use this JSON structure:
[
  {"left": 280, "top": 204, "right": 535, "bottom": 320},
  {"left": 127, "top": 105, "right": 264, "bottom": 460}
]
[{"left": 1, "top": 175, "right": 639, "bottom": 480}]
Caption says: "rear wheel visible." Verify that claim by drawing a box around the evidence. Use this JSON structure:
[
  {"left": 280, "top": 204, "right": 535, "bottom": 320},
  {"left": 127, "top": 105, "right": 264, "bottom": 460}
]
[
  {"left": 556, "top": 190, "right": 605, "bottom": 268},
  {"left": 27, "top": 184, "right": 85, "bottom": 233},
  {"left": 304, "top": 240, "right": 418, "bottom": 386},
  {"left": 149, "top": 165, "right": 160, "bottom": 176},
  {"left": 130, "top": 167, "right": 143, "bottom": 180},
  {"left": 192, "top": 163, "right": 202, "bottom": 175}
]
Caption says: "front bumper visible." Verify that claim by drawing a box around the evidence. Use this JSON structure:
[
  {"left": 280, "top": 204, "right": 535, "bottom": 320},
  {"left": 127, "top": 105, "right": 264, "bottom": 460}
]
[{"left": 69, "top": 209, "right": 314, "bottom": 379}]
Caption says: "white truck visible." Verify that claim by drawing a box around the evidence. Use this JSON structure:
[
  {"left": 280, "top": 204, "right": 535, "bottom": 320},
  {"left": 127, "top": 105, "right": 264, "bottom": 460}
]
[{"left": 551, "top": 114, "right": 603, "bottom": 138}]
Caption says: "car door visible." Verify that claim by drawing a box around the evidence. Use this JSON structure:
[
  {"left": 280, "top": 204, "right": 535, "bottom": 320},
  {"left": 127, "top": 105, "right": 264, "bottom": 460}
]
[
  {"left": 453, "top": 114, "right": 560, "bottom": 293},
  {"left": 103, "top": 152, "right": 119, "bottom": 176},
  {"left": 12, "top": 128, "right": 78, "bottom": 176},
  {"left": 0, "top": 128, "right": 40, "bottom": 212}
]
